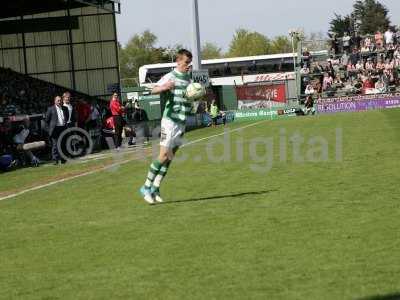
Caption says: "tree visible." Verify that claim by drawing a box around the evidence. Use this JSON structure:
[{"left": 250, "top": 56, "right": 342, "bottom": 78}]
[
  {"left": 353, "top": 0, "right": 390, "bottom": 34},
  {"left": 269, "top": 36, "right": 293, "bottom": 54},
  {"left": 329, "top": 0, "right": 391, "bottom": 37},
  {"left": 201, "top": 42, "right": 222, "bottom": 59},
  {"left": 227, "top": 29, "right": 271, "bottom": 57},
  {"left": 119, "top": 30, "right": 170, "bottom": 84},
  {"left": 329, "top": 14, "right": 352, "bottom": 37}
]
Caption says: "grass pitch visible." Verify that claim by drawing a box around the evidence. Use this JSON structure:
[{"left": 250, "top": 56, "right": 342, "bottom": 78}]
[{"left": 1, "top": 109, "right": 400, "bottom": 300}]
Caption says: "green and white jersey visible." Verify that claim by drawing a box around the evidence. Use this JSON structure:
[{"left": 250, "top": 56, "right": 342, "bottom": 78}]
[{"left": 157, "top": 69, "right": 192, "bottom": 124}]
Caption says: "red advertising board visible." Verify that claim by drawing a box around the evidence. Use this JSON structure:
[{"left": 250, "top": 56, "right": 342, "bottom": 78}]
[{"left": 235, "top": 84, "right": 287, "bottom": 103}]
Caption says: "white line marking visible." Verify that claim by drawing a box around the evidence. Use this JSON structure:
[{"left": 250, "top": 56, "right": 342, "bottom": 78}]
[
  {"left": 0, "top": 120, "right": 268, "bottom": 202},
  {"left": 182, "top": 120, "right": 268, "bottom": 147}
]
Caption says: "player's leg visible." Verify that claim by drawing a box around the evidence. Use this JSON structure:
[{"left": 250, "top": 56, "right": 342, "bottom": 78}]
[
  {"left": 139, "top": 120, "right": 173, "bottom": 204},
  {"left": 152, "top": 145, "right": 179, "bottom": 202},
  {"left": 151, "top": 125, "right": 184, "bottom": 203}
]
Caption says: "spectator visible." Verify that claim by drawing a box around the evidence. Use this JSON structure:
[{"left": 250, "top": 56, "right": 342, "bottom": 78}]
[
  {"left": 365, "top": 58, "right": 375, "bottom": 71},
  {"left": 375, "top": 31, "right": 384, "bottom": 50},
  {"left": 300, "top": 65, "right": 310, "bottom": 75},
  {"left": 311, "top": 62, "right": 323, "bottom": 74},
  {"left": 385, "top": 58, "right": 394, "bottom": 71},
  {"left": 352, "top": 32, "right": 362, "bottom": 49},
  {"left": 322, "top": 73, "right": 334, "bottom": 91},
  {"left": 209, "top": 100, "right": 219, "bottom": 128},
  {"left": 385, "top": 28, "right": 394, "bottom": 46},
  {"left": 62, "top": 91, "right": 77, "bottom": 128},
  {"left": 362, "top": 76, "right": 375, "bottom": 94},
  {"left": 356, "top": 60, "right": 364, "bottom": 71},
  {"left": 375, "top": 78, "right": 387, "bottom": 93},
  {"left": 12, "top": 119, "right": 41, "bottom": 167},
  {"left": 76, "top": 98, "right": 91, "bottom": 129},
  {"left": 350, "top": 48, "right": 360, "bottom": 66},
  {"left": 305, "top": 83, "right": 315, "bottom": 96},
  {"left": 304, "top": 95, "right": 315, "bottom": 115},
  {"left": 330, "top": 33, "right": 339, "bottom": 55},
  {"left": 87, "top": 99, "right": 101, "bottom": 130},
  {"left": 376, "top": 58, "right": 385, "bottom": 71},
  {"left": 343, "top": 32, "right": 351, "bottom": 53},
  {"left": 333, "top": 74, "right": 344, "bottom": 88},
  {"left": 109, "top": 92, "right": 124, "bottom": 149},
  {"left": 45, "top": 96, "right": 68, "bottom": 165},
  {"left": 361, "top": 42, "right": 370, "bottom": 53},
  {"left": 364, "top": 37, "right": 372, "bottom": 50},
  {"left": 395, "top": 26, "right": 400, "bottom": 45},
  {"left": 130, "top": 100, "right": 150, "bottom": 145},
  {"left": 303, "top": 48, "right": 311, "bottom": 67}
]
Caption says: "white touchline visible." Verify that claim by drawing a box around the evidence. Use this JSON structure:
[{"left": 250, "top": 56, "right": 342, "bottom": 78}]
[{"left": 0, "top": 120, "right": 269, "bottom": 202}]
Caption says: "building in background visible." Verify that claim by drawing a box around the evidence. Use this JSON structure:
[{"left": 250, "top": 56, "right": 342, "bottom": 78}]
[{"left": 0, "top": 0, "right": 121, "bottom": 100}]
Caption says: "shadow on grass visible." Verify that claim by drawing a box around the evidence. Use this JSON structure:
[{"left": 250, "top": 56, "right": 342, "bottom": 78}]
[
  {"left": 159, "top": 190, "right": 277, "bottom": 205},
  {"left": 358, "top": 294, "right": 400, "bottom": 300}
]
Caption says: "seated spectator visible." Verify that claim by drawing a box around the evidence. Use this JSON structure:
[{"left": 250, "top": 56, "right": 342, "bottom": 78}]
[
  {"left": 362, "top": 76, "right": 375, "bottom": 94},
  {"left": 12, "top": 120, "right": 42, "bottom": 167},
  {"left": 382, "top": 69, "right": 395, "bottom": 86},
  {"left": 356, "top": 60, "right": 364, "bottom": 71},
  {"left": 341, "top": 51, "right": 350, "bottom": 66},
  {"left": 364, "top": 37, "right": 372, "bottom": 49},
  {"left": 375, "top": 78, "right": 387, "bottom": 94},
  {"left": 311, "top": 62, "right": 323, "bottom": 74},
  {"left": 394, "top": 47, "right": 400, "bottom": 59},
  {"left": 394, "top": 56, "right": 400, "bottom": 69},
  {"left": 104, "top": 116, "right": 115, "bottom": 133},
  {"left": 365, "top": 58, "right": 375, "bottom": 71},
  {"left": 305, "top": 83, "right": 315, "bottom": 97},
  {"left": 322, "top": 73, "right": 334, "bottom": 91},
  {"left": 300, "top": 65, "right": 310, "bottom": 75},
  {"left": 376, "top": 59, "right": 385, "bottom": 71},
  {"left": 347, "top": 62, "right": 356, "bottom": 72},
  {"left": 333, "top": 74, "right": 344, "bottom": 88},
  {"left": 350, "top": 48, "right": 360, "bottom": 66},
  {"left": 353, "top": 79, "right": 363, "bottom": 94},
  {"left": 304, "top": 95, "right": 315, "bottom": 115},
  {"left": 328, "top": 55, "right": 340, "bottom": 66},
  {"left": 361, "top": 43, "right": 370, "bottom": 53},
  {"left": 385, "top": 59, "right": 394, "bottom": 71},
  {"left": 375, "top": 31, "right": 384, "bottom": 51}
]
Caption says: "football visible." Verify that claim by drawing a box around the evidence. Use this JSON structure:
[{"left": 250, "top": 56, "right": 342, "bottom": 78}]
[{"left": 185, "top": 83, "right": 206, "bottom": 101}]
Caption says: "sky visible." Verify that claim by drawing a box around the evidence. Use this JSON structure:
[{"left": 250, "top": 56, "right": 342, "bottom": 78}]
[{"left": 116, "top": 0, "right": 400, "bottom": 50}]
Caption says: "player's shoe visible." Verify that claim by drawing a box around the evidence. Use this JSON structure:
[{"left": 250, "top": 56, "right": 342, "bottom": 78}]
[
  {"left": 139, "top": 186, "right": 155, "bottom": 205},
  {"left": 151, "top": 187, "right": 164, "bottom": 203}
]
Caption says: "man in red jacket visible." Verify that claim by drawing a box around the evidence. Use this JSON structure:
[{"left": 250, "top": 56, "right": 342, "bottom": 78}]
[{"left": 109, "top": 92, "right": 124, "bottom": 149}]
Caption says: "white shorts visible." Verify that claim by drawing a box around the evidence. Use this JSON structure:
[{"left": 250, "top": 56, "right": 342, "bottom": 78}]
[{"left": 160, "top": 118, "right": 186, "bottom": 149}]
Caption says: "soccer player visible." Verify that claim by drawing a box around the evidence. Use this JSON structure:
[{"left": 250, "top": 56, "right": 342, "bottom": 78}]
[{"left": 139, "top": 49, "right": 193, "bottom": 204}]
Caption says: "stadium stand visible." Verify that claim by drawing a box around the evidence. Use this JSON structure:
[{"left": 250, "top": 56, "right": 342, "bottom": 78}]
[
  {"left": 0, "top": 0, "right": 121, "bottom": 171},
  {"left": 0, "top": 67, "right": 96, "bottom": 117},
  {"left": 302, "top": 27, "right": 400, "bottom": 100}
]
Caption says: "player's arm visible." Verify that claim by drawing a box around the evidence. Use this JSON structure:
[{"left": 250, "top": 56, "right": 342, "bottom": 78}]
[{"left": 152, "top": 74, "right": 175, "bottom": 95}]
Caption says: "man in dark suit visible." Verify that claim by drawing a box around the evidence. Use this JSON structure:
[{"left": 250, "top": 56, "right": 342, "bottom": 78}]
[{"left": 46, "top": 96, "right": 69, "bottom": 165}]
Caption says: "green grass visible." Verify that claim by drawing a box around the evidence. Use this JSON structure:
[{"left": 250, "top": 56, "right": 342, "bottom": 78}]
[{"left": 1, "top": 109, "right": 400, "bottom": 299}]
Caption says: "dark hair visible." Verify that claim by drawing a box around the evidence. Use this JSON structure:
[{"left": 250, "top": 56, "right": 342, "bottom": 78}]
[{"left": 176, "top": 49, "right": 193, "bottom": 61}]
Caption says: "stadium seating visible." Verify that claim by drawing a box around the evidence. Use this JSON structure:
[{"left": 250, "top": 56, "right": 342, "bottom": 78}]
[
  {"left": 0, "top": 68, "right": 95, "bottom": 117},
  {"left": 301, "top": 29, "right": 400, "bottom": 100}
]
